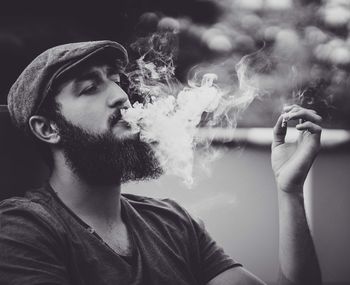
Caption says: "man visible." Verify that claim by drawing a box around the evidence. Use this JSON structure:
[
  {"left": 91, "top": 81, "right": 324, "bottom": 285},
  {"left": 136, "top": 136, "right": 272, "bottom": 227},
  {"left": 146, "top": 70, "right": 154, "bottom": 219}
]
[{"left": 0, "top": 40, "right": 322, "bottom": 284}]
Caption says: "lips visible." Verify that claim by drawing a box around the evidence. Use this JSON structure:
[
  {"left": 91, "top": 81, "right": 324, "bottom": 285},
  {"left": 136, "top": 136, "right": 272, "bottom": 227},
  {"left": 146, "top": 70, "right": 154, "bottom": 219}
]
[
  {"left": 109, "top": 110, "right": 132, "bottom": 129},
  {"left": 109, "top": 110, "right": 122, "bottom": 128}
]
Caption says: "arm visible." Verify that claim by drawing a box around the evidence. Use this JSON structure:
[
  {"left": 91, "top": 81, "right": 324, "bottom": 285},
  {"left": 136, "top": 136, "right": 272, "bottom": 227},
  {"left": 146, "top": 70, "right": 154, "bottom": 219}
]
[
  {"left": 207, "top": 267, "right": 266, "bottom": 285},
  {"left": 271, "top": 105, "right": 322, "bottom": 284},
  {"left": 207, "top": 105, "right": 322, "bottom": 285}
]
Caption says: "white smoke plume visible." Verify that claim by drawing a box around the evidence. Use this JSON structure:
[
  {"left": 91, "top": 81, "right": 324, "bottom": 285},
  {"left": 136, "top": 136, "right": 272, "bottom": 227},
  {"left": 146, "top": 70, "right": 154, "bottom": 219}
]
[{"left": 122, "top": 33, "right": 267, "bottom": 187}]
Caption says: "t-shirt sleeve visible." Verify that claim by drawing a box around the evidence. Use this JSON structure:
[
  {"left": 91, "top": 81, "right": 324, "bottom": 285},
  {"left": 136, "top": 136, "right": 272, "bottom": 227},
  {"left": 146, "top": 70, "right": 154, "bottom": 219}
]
[
  {"left": 0, "top": 198, "right": 70, "bottom": 285},
  {"left": 192, "top": 216, "right": 242, "bottom": 284},
  {"left": 164, "top": 199, "right": 242, "bottom": 284}
]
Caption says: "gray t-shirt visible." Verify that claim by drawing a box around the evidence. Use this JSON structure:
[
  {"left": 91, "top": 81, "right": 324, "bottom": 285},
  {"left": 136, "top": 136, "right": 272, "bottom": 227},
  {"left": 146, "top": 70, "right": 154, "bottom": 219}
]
[{"left": 0, "top": 183, "right": 241, "bottom": 284}]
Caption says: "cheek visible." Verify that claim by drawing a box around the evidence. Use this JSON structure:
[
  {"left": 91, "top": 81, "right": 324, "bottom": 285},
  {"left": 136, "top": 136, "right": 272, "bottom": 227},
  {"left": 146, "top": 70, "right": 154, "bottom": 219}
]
[{"left": 60, "top": 100, "right": 109, "bottom": 132}]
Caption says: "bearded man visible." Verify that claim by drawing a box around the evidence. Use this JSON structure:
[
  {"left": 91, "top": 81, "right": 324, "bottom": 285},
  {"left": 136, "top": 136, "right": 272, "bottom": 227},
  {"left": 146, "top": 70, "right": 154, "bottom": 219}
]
[{"left": 0, "top": 41, "right": 322, "bottom": 284}]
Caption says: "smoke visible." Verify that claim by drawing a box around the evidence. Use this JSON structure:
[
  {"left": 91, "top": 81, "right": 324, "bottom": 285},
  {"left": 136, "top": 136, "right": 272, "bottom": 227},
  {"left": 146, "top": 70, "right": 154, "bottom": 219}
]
[
  {"left": 122, "top": 33, "right": 268, "bottom": 187},
  {"left": 284, "top": 65, "right": 333, "bottom": 120},
  {"left": 129, "top": 30, "right": 327, "bottom": 183}
]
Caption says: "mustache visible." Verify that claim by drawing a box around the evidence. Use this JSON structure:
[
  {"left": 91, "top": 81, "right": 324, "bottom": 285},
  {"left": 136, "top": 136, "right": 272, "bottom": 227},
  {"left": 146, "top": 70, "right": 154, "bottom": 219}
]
[{"left": 108, "top": 109, "right": 123, "bottom": 128}]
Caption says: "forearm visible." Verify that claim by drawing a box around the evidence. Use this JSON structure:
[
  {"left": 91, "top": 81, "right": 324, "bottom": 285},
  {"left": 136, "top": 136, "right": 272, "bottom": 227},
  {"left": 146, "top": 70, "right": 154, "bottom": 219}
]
[{"left": 277, "top": 190, "right": 322, "bottom": 285}]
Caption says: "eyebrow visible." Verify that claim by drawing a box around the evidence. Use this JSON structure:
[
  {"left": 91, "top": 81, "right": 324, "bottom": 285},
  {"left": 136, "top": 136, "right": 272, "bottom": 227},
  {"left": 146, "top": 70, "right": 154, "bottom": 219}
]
[{"left": 74, "top": 69, "right": 102, "bottom": 84}]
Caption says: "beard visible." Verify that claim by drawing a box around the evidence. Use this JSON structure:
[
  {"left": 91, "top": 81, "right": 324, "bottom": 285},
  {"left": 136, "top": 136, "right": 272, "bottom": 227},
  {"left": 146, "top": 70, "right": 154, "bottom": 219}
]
[{"left": 53, "top": 112, "right": 163, "bottom": 185}]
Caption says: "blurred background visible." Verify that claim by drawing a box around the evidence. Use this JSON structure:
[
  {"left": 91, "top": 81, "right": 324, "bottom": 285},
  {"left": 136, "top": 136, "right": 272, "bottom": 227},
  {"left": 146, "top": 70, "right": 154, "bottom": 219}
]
[
  {"left": 1, "top": 0, "right": 350, "bottom": 128},
  {"left": 0, "top": 0, "right": 349, "bottom": 284}
]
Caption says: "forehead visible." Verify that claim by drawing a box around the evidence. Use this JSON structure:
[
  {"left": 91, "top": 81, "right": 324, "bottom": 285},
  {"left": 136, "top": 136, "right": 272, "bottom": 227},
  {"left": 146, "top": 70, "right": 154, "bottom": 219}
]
[
  {"left": 75, "top": 63, "right": 118, "bottom": 81},
  {"left": 64, "top": 55, "right": 122, "bottom": 80}
]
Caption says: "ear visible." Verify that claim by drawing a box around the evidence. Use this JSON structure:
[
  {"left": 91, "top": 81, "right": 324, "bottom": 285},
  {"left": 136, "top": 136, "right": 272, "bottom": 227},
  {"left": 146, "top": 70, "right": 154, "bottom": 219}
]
[{"left": 29, "top": 115, "right": 60, "bottom": 144}]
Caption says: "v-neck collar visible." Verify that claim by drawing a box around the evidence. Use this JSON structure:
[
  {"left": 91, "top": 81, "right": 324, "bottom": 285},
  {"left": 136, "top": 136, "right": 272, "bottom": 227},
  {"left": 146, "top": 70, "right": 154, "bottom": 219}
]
[{"left": 40, "top": 182, "right": 138, "bottom": 261}]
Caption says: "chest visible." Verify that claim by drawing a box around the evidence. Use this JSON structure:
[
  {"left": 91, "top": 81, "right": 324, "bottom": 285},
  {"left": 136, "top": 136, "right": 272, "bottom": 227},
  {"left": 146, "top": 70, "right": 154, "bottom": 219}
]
[
  {"left": 63, "top": 208, "right": 200, "bottom": 284},
  {"left": 95, "top": 222, "right": 132, "bottom": 257},
  {"left": 71, "top": 228, "right": 198, "bottom": 285}
]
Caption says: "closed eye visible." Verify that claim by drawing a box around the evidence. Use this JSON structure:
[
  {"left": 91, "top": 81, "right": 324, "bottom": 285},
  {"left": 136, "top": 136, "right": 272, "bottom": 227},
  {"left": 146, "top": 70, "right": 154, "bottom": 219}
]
[
  {"left": 80, "top": 82, "right": 99, "bottom": 95},
  {"left": 75, "top": 68, "right": 105, "bottom": 96}
]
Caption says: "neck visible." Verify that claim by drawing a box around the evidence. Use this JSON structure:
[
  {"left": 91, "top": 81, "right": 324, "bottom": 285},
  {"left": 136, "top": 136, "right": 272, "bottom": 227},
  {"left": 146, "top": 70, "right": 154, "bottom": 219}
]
[{"left": 49, "top": 152, "right": 123, "bottom": 227}]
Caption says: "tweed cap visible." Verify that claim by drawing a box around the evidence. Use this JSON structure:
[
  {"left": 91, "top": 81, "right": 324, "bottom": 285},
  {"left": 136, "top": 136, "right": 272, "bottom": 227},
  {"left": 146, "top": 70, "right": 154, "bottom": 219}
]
[{"left": 7, "top": 40, "right": 128, "bottom": 132}]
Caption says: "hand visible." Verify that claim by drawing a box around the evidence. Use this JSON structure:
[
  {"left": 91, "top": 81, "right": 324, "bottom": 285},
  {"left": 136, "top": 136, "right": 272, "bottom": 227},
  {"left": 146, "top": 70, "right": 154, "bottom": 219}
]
[{"left": 271, "top": 105, "right": 322, "bottom": 193}]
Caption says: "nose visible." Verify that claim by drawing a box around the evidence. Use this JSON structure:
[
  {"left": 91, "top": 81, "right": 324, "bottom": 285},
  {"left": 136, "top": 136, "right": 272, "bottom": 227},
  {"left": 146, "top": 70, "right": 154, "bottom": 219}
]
[{"left": 107, "top": 81, "right": 131, "bottom": 109}]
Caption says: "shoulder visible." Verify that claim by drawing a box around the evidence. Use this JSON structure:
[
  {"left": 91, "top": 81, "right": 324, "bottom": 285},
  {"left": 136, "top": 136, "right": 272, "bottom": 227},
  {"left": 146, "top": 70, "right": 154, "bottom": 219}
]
[
  {"left": 1, "top": 196, "right": 51, "bottom": 218},
  {"left": 122, "top": 193, "right": 188, "bottom": 214},
  {"left": 122, "top": 193, "right": 181, "bottom": 208},
  {"left": 0, "top": 196, "right": 45, "bottom": 216},
  {"left": 122, "top": 193, "right": 196, "bottom": 226},
  {"left": 0, "top": 196, "right": 64, "bottom": 238}
]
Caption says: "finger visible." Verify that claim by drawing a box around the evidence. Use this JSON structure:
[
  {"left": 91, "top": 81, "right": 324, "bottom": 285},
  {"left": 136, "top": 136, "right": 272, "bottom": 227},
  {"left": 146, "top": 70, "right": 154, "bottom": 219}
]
[
  {"left": 272, "top": 114, "right": 287, "bottom": 147},
  {"left": 296, "top": 121, "right": 322, "bottom": 134},
  {"left": 283, "top": 104, "right": 300, "bottom": 113},
  {"left": 285, "top": 109, "right": 322, "bottom": 124},
  {"left": 283, "top": 104, "right": 317, "bottom": 114}
]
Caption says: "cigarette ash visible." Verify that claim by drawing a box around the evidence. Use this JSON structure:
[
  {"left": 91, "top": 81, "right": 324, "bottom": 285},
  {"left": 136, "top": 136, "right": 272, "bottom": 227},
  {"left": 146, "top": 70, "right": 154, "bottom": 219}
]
[{"left": 122, "top": 33, "right": 267, "bottom": 187}]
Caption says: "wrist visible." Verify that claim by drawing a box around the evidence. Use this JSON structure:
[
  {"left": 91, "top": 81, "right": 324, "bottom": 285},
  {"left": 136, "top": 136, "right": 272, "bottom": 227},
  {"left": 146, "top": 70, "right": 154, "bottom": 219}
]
[
  {"left": 278, "top": 190, "right": 306, "bottom": 217},
  {"left": 277, "top": 183, "right": 304, "bottom": 194},
  {"left": 278, "top": 189, "right": 304, "bottom": 200},
  {"left": 275, "top": 176, "right": 305, "bottom": 194}
]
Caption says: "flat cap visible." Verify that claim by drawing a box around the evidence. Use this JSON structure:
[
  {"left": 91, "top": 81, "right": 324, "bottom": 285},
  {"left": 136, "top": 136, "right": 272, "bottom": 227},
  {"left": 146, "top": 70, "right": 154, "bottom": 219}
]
[{"left": 7, "top": 40, "right": 128, "bottom": 132}]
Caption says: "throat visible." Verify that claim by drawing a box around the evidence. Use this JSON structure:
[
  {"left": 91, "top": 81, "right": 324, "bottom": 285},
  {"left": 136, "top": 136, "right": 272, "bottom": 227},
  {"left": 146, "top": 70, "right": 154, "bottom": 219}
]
[{"left": 49, "top": 169, "right": 122, "bottom": 224}]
